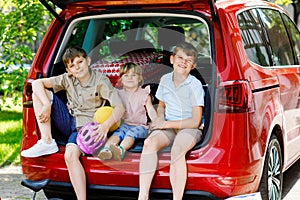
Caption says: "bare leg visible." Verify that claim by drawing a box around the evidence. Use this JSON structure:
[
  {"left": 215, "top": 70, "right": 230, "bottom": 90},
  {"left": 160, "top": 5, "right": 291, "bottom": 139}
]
[
  {"left": 138, "top": 130, "right": 171, "bottom": 200},
  {"left": 65, "top": 144, "right": 86, "bottom": 200},
  {"left": 170, "top": 129, "right": 199, "bottom": 200},
  {"left": 104, "top": 135, "right": 120, "bottom": 147},
  {"left": 109, "top": 136, "right": 135, "bottom": 161},
  {"left": 21, "top": 90, "right": 58, "bottom": 158},
  {"left": 119, "top": 136, "right": 135, "bottom": 152},
  {"left": 32, "top": 90, "right": 53, "bottom": 144},
  {"left": 97, "top": 135, "right": 120, "bottom": 160}
]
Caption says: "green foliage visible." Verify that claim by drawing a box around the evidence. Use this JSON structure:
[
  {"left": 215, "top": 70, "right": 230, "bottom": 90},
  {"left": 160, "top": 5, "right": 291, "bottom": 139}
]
[
  {"left": 0, "top": 0, "right": 52, "bottom": 108},
  {"left": 274, "top": 0, "right": 293, "bottom": 5},
  {"left": 0, "top": 101, "right": 22, "bottom": 167}
]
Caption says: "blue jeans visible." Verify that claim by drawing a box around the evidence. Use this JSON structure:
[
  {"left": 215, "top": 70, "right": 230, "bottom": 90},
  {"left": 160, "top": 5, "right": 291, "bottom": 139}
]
[
  {"left": 51, "top": 94, "right": 78, "bottom": 144},
  {"left": 112, "top": 123, "right": 148, "bottom": 140}
]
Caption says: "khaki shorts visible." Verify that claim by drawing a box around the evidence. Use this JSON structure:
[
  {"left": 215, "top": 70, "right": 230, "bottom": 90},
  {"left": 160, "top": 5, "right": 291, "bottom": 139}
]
[{"left": 157, "top": 128, "right": 202, "bottom": 145}]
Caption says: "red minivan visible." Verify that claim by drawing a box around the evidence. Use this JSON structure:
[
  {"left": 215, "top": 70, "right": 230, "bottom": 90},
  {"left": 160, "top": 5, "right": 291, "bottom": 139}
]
[{"left": 21, "top": 0, "right": 300, "bottom": 199}]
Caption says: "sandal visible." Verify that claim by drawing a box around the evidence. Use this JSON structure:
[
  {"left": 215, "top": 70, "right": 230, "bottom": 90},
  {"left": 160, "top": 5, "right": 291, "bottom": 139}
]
[
  {"left": 97, "top": 147, "right": 112, "bottom": 160},
  {"left": 110, "top": 144, "right": 125, "bottom": 161}
]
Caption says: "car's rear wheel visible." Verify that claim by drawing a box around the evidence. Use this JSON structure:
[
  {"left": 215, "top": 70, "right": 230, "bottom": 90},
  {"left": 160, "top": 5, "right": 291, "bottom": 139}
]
[{"left": 259, "top": 134, "right": 283, "bottom": 200}]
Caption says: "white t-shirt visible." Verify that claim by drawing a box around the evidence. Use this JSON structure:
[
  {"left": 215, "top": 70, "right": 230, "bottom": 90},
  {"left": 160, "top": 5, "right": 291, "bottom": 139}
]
[{"left": 155, "top": 72, "right": 204, "bottom": 121}]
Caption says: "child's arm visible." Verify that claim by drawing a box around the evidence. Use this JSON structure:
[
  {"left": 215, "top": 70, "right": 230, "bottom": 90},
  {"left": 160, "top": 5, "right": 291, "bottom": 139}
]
[
  {"left": 145, "top": 95, "right": 157, "bottom": 121},
  {"left": 32, "top": 78, "right": 53, "bottom": 123},
  {"left": 166, "top": 106, "right": 202, "bottom": 129},
  {"left": 94, "top": 103, "right": 125, "bottom": 142},
  {"left": 156, "top": 101, "right": 166, "bottom": 119}
]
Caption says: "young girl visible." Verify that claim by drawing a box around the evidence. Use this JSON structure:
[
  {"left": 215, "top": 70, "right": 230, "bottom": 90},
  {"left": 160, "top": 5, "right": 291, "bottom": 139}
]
[{"left": 98, "top": 62, "right": 157, "bottom": 161}]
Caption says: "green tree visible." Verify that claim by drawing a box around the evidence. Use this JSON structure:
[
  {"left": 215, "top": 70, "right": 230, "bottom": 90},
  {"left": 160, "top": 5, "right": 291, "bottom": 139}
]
[
  {"left": 0, "top": 0, "right": 52, "bottom": 108},
  {"left": 274, "top": 0, "right": 299, "bottom": 24}
]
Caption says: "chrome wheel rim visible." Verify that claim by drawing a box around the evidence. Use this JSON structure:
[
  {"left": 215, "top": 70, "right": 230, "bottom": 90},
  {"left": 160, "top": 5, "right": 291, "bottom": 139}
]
[{"left": 268, "top": 145, "right": 281, "bottom": 200}]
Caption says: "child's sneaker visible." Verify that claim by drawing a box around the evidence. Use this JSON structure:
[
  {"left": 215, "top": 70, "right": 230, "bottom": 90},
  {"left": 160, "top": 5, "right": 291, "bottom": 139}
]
[{"left": 21, "top": 139, "right": 59, "bottom": 158}]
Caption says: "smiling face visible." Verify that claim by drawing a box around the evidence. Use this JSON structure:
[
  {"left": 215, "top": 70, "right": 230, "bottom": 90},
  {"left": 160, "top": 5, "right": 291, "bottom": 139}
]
[
  {"left": 170, "top": 49, "right": 196, "bottom": 77},
  {"left": 66, "top": 55, "right": 91, "bottom": 83},
  {"left": 120, "top": 68, "right": 141, "bottom": 91}
]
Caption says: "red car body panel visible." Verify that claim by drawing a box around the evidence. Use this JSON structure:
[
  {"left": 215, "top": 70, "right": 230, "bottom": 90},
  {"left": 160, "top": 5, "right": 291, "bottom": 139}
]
[{"left": 21, "top": 0, "right": 300, "bottom": 199}]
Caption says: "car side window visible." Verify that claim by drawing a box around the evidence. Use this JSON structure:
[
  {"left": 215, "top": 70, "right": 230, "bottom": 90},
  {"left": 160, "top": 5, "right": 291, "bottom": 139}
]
[
  {"left": 257, "top": 8, "right": 295, "bottom": 66},
  {"left": 237, "top": 9, "right": 271, "bottom": 66},
  {"left": 282, "top": 14, "right": 300, "bottom": 65}
]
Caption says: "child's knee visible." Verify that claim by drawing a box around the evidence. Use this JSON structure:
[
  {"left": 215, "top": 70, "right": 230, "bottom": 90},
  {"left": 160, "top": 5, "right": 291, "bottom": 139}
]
[
  {"left": 143, "top": 137, "right": 159, "bottom": 152},
  {"left": 143, "top": 137, "right": 153, "bottom": 149},
  {"left": 45, "top": 90, "right": 53, "bottom": 100},
  {"left": 64, "top": 144, "right": 81, "bottom": 164},
  {"left": 171, "top": 143, "right": 190, "bottom": 161}
]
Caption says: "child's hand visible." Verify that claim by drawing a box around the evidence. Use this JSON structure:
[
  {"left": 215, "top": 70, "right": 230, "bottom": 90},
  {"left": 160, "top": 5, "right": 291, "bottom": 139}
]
[
  {"left": 38, "top": 104, "right": 51, "bottom": 123},
  {"left": 92, "top": 124, "right": 109, "bottom": 142},
  {"left": 150, "top": 118, "right": 167, "bottom": 130}
]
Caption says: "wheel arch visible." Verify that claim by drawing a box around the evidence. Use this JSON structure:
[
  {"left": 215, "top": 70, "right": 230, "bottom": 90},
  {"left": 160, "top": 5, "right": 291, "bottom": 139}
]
[{"left": 258, "top": 126, "right": 284, "bottom": 199}]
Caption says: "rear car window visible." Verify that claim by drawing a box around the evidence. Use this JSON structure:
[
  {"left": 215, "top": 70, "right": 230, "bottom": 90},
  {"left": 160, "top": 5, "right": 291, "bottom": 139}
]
[{"left": 51, "top": 13, "right": 212, "bottom": 85}]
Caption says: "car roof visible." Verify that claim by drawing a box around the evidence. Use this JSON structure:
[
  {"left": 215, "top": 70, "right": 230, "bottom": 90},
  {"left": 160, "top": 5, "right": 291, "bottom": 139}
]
[
  {"left": 43, "top": 0, "right": 282, "bottom": 27},
  {"left": 49, "top": 0, "right": 211, "bottom": 9},
  {"left": 42, "top": 0, "right": 216, "bottom": 23}
]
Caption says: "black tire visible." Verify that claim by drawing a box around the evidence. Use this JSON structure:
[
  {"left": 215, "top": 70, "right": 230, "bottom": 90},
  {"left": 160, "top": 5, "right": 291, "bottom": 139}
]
[{"left": 259, "top": 135, "right": 283, "bottom": 200}]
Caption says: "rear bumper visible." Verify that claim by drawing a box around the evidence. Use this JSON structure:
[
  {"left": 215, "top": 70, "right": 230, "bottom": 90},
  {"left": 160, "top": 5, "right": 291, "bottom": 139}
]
[
  {"left": 36, "top": 180, "right": 219, "bottom": 200},
  {"left": 21, "top": 149, "right": 262, "bottom": 199}
]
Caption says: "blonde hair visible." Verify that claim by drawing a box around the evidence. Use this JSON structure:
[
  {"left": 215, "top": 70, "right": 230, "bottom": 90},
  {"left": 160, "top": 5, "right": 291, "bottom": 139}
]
[{"left": 119, "top": 62, "right": 144, "bottom": 85}]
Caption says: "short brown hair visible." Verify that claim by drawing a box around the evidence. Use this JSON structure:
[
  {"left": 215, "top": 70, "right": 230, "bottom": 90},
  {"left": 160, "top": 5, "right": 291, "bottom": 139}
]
[
  {"left": 173, "top": 42, "right": 198, "bottom": 64},
  {"left": 62, "top": 46, "right": 88, "bottom": 67}
]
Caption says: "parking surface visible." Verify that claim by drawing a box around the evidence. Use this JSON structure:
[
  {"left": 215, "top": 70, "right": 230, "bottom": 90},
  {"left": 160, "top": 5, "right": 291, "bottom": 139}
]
[{"left": 0, "top": 159, "right": 299, "bottom": 200}]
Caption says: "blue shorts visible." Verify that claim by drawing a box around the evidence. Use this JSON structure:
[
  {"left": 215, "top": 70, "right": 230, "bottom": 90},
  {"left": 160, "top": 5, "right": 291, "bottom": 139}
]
[
  {"left": 51, "top": 94, "right": 78, "bottom": 144},
  {"left": 112, "top": 123, "right": 148, "bottom": 141}
]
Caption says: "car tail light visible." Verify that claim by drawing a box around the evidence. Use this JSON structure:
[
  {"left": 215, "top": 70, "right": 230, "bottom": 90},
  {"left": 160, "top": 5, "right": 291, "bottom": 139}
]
[
  {"left": 217, "top": 80, "right": 252, "bottom": 113},
  {"left": 23, "top": 81, "right": 33, "bottom": 107}
]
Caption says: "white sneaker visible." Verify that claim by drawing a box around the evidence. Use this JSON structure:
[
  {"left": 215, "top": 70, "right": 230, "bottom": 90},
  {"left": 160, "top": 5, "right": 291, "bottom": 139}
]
[{"left": 21, "top": 139, "right": 59, "bottom": 158}]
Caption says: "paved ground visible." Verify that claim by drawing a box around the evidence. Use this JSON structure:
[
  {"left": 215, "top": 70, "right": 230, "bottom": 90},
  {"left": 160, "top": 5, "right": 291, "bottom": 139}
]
[
  {"left": 0, "top": 165, "right": 47, "bottom": 200},
  {"left": 281, "top": 158, "right": 300, "bottom": 200},
  {"left": 0, "top": 160, "right": 299, "bottom": 200}
]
